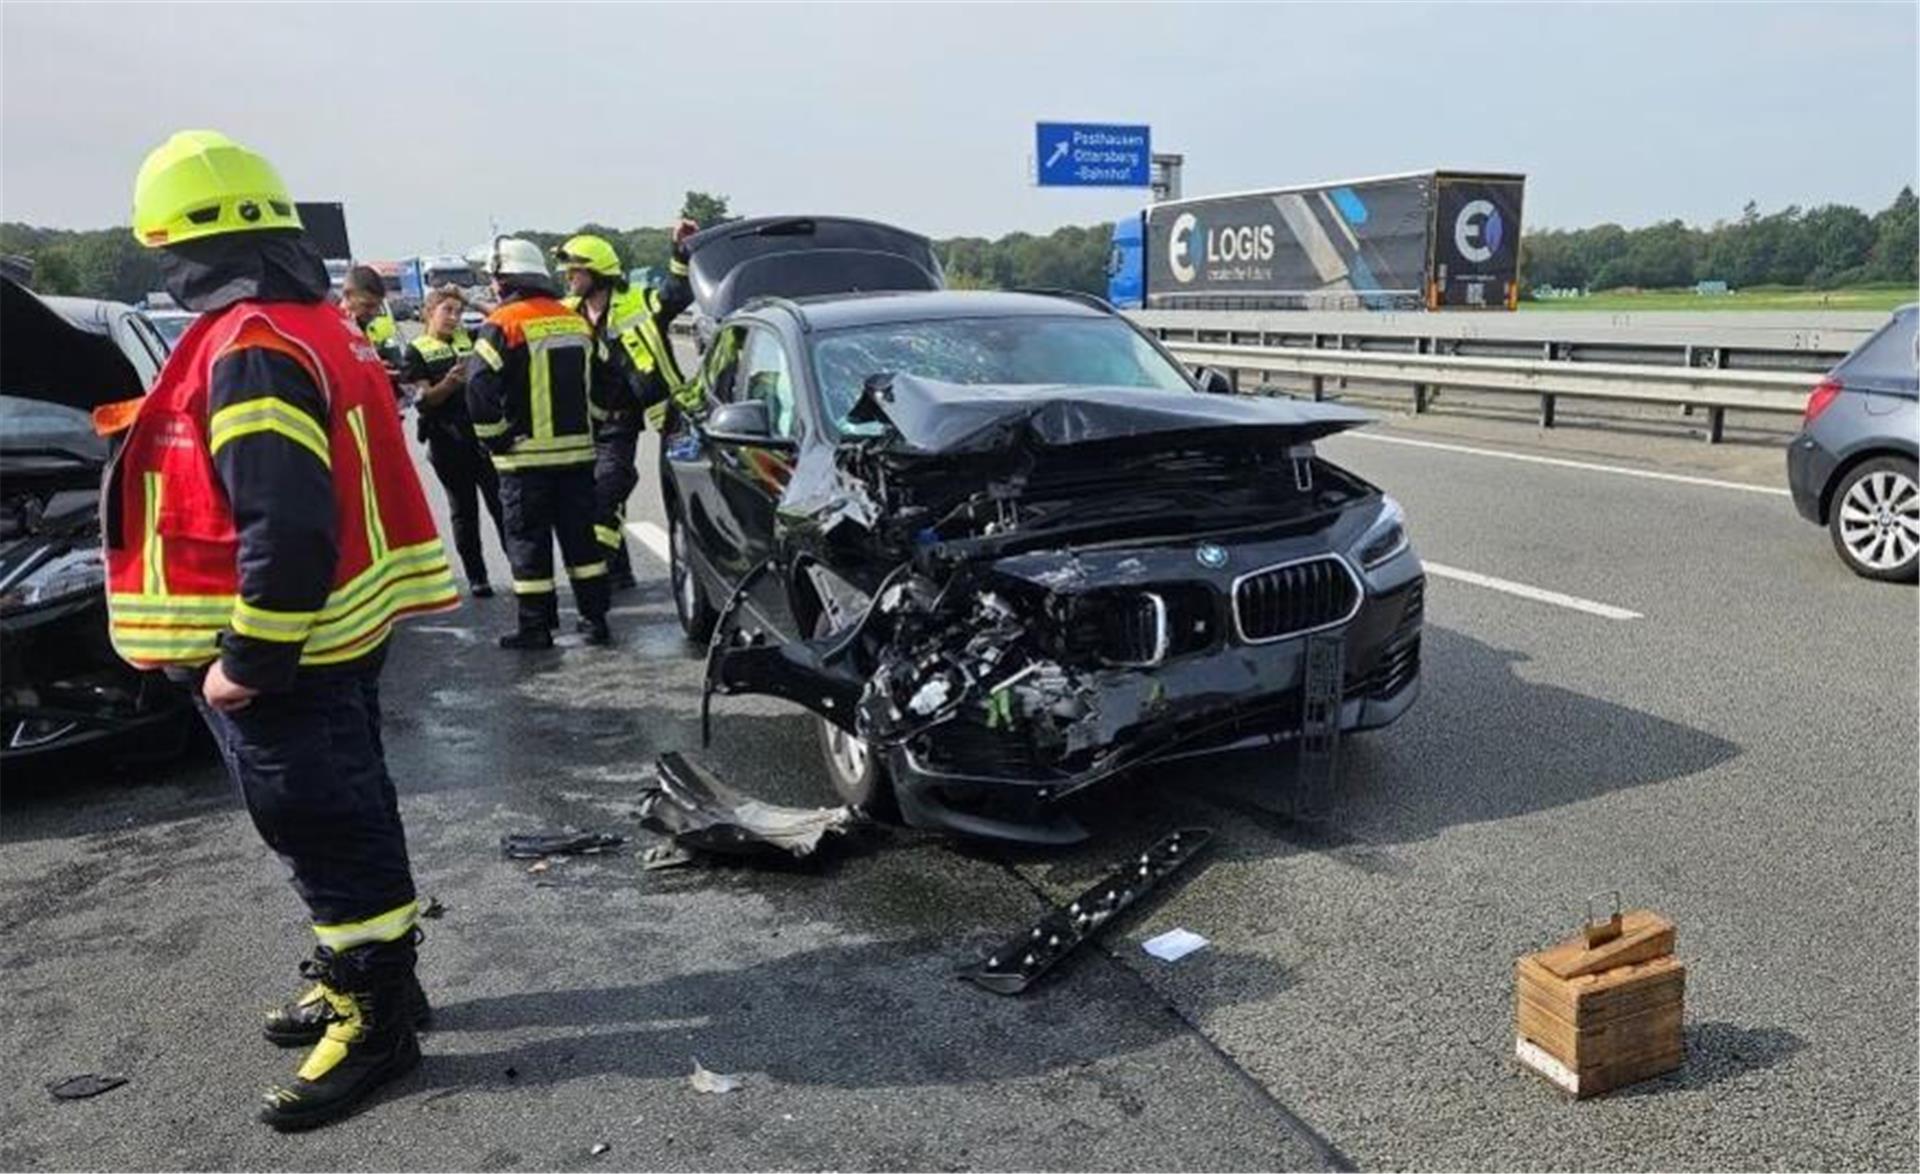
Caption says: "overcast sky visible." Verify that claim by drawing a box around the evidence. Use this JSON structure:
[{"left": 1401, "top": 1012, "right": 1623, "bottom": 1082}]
[{"left": 3, "top": 2, "right": 1914, "bottom": 258}]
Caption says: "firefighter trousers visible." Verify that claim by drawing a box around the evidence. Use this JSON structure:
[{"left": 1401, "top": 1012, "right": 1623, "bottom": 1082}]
[
  {"left": 497, "top": 463, "right": 610, "bottom": 632},
  {"left": 592, "top": 428, "right": 639, "bottom": 584},
  {"left": 193, "top": 657, "right": 419, "bottom": 937},
  {"left": 425, "top": 427, "right": 504, "bottom": 588}
]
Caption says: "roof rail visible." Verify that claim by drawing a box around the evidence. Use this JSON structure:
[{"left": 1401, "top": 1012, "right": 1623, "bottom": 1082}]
[{"left": 1009, "top": 287, "right": 1118, "bottom": 314}]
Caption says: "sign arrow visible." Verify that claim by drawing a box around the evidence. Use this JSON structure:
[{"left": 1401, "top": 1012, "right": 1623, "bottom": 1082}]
[{"left": 1045, "top": 140, "right": 1071, "bottom": 170}]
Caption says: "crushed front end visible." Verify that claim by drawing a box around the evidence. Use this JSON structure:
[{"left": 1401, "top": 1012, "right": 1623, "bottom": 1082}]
[{"left": 707, "top": 375, "right": 1424, "bottom": 843}]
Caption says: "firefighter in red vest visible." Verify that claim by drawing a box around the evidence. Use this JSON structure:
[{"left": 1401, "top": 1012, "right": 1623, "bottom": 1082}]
[{"left": 109, "top": 130, "right": 460, "bottom": 1131}]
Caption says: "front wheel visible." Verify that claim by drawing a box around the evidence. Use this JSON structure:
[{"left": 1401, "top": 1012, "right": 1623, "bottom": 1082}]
[
  {"left": 1829, "top": 456, "right": 1920, "bottom": 583},
  {"left": 811, "top": 614, "right": 897, "bottom": 819},
  {"left": 668, "top": 510, "right": 717, "bottom": 642}
]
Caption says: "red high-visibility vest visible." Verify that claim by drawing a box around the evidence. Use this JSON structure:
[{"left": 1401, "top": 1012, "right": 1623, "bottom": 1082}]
[{"left": 104, "top": 299, "right": 458, "bottom": 670}]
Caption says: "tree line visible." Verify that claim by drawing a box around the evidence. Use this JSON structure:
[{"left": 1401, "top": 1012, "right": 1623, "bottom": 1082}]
[
  {"left": 4, "top": 188, "right": 1912, "bottom": 305},
  {"left": 1520, "top": 188, "right": 1916, "bottom": 293}
]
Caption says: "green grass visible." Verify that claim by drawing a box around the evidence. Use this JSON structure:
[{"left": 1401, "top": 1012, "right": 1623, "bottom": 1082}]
[{"left": 1521, "top": 284, "right": 1916, "bottom": 313}]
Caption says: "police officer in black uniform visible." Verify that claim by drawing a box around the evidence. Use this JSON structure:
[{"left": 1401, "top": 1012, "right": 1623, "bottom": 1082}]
[{"left": 397, "top": 285, "right": 505, "bottom": 597}]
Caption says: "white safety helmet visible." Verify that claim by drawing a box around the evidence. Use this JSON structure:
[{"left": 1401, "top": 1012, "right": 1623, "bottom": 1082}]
[{"left": 481, "top": 236, "right": 550, "bottom": 280}]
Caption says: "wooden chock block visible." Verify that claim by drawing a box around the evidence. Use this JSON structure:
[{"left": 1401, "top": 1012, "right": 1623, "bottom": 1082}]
[{"left": 1515, "top": 908, "right": 1686, "bottom": 1098}]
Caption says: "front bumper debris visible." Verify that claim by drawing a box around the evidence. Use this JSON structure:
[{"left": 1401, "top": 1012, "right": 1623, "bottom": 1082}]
[
  {"left": 960, "top": 826, "right": 1214, "bottom": 995},
  {"left": 642, "top": 751, "right": 863, "bottom": 861}
]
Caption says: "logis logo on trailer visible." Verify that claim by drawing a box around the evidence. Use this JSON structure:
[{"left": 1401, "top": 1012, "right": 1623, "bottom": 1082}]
[
  {"left": 1453, "top": 200, "right": 1505, "bottom": 264},
  {"left": 1168, "top": 211, "right": 1276, "bottom": 284},
  {"left": 1168, "top": 212, "right": 1200, "bottom": 283}
]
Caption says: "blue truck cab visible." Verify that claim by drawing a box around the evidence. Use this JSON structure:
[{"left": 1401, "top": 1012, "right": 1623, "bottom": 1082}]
[{"left": 1106, "top": 212, "right": 1144, "bottom": 309}]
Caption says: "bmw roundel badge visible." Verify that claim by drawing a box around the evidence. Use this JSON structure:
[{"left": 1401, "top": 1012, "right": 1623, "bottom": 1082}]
[{"left": 1196, "top": 543, "right": 1229, "bottom": 569}]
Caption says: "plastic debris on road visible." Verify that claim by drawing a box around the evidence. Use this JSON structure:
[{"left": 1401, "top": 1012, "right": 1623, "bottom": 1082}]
[
  {"left": 641, "top": 752, "right": 861, "bottom": 861},
  {"left": 48, "top": 1074, "right": 127, "bottom": 1100},
  {"left": 1142, "top": 927, "right": 1210, "bottom": 962},
  {"left": 500, "top": 831, "right": 626, "bottom": 859},
  {"left": 689, "top": 1058, "right": 742, "bottom": 1094},
  {"left": 640, "top": 843, "right": 697, "bottom": 871},
  {"left": 590, "top": 1143, "right": 610, "bottom": 1156}
]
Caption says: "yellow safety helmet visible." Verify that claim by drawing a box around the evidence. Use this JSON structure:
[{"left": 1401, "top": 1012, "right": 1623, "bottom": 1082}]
[
  {"left": 131, "top": 130, "right": 301, "bottom": 249},
  {"left": 553, "top": 234, "right": 622, "bottom": 278}
]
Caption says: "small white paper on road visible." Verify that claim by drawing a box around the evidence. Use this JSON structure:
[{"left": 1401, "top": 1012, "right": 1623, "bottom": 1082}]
[
  {"left": 1142, "top": 928, "right": 1209, "bottom": 962},
  {"left": 690, "top": 1058, "right": 742, "bottom": 1094}
]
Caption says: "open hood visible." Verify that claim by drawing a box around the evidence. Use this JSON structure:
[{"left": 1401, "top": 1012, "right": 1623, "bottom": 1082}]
[
  {"left": 1, "top": 278, "right": 152, "bottom": 412},
  {"left": 685, "top": 216, "right": 943, "bottom": 321},
  {"left": 845, "top": 373, "right": 1373, "bottom": 457}
]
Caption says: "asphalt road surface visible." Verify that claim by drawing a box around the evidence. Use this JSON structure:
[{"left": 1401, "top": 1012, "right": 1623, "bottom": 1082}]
[{"left": 3, "top": 399, "right": 1914, "bottom": 1171}]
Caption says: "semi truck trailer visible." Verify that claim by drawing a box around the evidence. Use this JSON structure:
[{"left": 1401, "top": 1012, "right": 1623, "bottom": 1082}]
[{"left": 1108, "top": 169, "right": 1526, "bottom": 312}]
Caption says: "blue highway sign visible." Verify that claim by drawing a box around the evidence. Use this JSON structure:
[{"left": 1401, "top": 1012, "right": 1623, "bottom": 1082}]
[{"left": 1036, "top": 122, "right": 1151, "bottom": 188}]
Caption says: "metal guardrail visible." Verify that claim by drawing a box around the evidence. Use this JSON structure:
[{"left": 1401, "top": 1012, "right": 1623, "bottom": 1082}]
[
  {"left": 1160, "top": 340, "right": 1819, "bottom": 442},
  {"left": 1134, "top": 309, "right": 1879, "bottom": 442},
  {"left": 1130, "top": 308, "right": 1882, "bottom": 372},
  {"left": 677, "top": 302, "right": 1867, "bottom": 442}
]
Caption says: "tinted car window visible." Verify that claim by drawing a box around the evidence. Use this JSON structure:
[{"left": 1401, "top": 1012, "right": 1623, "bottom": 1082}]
[
  {"left": 810, "top": 315, "right": 1192, "bottom": 426},
  {"left": 1837, "top": 308, "right": 1919, "bottom": 393}
]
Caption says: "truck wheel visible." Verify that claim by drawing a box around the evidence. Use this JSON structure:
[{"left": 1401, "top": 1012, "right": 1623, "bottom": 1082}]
[
  {"left": 1828, "top": 456, "right": 1920, "bottom": 583},
  {"left": 812, "top": 613, "right": 898, "bottom": 819},
  {"left": 669, "top": 509, "right": 717, "bottom": 642}
]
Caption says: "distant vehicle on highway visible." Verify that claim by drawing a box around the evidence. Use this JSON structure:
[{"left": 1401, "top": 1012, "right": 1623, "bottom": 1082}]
[
  {"left": 324, "top": 257, "right": 351, "bottom": 298},
  {"left": 399, "top": 255, "right": 487, "bottom": 329},
  {"left": 666, "top": 216, "right": 1424, "bottom": 843},
  {"left": 368, "top": 259, "right": 413, "bottom": 319},
  {"left": 1787, "top": 303, "right": 1918, "bottom": 582},
  {"left": 0, "top": 277, "right": 195, "bottom": 768},
  {"left": 1108, "top": 169, "right": 1526, "bottom": 312}
]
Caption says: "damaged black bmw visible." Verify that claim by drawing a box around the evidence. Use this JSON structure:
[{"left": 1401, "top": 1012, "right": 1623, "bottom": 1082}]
[{"left": 663, "top": 218, "right": 1424, "bottom": 843}]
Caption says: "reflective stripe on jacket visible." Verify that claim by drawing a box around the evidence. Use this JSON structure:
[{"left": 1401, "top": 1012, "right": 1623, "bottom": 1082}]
[
  {"left": 466, "top": 294, "right": 599, "bottom": 471},
  {"left": 104, "top": 301, "right": 459, "bottom": 671}
]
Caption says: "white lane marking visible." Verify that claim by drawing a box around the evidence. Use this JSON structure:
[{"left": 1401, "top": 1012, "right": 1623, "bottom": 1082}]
[
  {"left": 1423, "top": 561, "right": 1642, "bottom": 621},
  {"left": 1338, "top": 431, "right": 1793, "bottom": 497},
  {"left": 626, "top": 520, "right": 671, "bottom": 564}
]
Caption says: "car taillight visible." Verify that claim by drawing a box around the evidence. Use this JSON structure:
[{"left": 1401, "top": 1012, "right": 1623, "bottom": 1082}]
[{"left": 1803, "top": 377, "right": 1842, "bottom": 427}]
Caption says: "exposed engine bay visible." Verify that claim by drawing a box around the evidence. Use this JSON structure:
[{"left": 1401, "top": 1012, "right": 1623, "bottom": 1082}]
[{"left": 700, "top": 374, "right": 1425, "bottom": 840}]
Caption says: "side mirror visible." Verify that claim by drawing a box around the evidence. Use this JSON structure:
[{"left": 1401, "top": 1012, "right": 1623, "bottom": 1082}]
[
  {"left": 705, "top": 399, "right": 791, "bottom": 447},
  {"left": 1195, "top": 366, "right": 1236, "bottom": 395}
]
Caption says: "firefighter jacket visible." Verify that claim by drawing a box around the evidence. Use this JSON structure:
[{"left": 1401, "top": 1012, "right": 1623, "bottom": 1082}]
[
  {"left": 465, "top": 290, "right": 605, "bottom": 472},
  {"left": 362, "top": 311, "right": 398, "bottom": 348},
  {"left": 565, "top": 242, "right": 697, "bottom": 431},
  {"left": 563, "top": 286, "right": 664, "bottom": 437},
  {"left": 104, "top": 300, "right": 459, "bottom": 690}
]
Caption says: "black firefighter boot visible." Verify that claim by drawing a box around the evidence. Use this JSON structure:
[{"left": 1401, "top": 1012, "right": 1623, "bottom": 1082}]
[
  {"left": 258, "top": 937, "right": 423, "bottom": 1132},
  {"left": 578, "top": 578, "right": 613, "bottom": 646},
  {"left": 263, "top": 937, "right": 432, "bottom": 1048},
  {"left": 500, "top": 592, "right": 555, "bottom": 650}
]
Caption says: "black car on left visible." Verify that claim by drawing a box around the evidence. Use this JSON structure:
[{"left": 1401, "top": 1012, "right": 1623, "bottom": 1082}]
[
  {"left": 661, "top": 217, "right": 1425, "bottom": 844},
  {"left": 1, "top": 276, "right": 195, "bottom": 768}
]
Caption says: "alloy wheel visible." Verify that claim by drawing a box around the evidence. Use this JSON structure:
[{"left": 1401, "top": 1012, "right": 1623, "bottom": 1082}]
[{"left": 1838, "top": 469, "right": 1920, "bottom": 571}]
